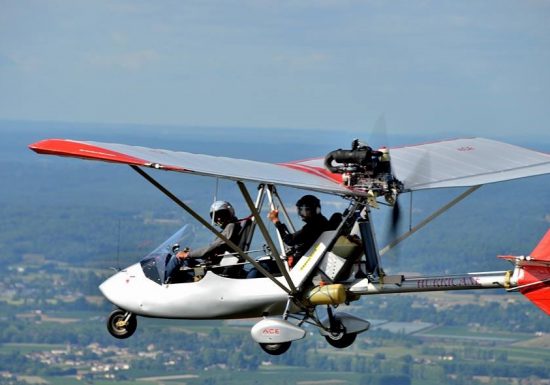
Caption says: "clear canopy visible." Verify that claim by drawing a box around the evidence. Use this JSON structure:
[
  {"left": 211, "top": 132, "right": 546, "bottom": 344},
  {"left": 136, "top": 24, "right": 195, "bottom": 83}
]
[{"left": 140, "top": 224, "right": 195, "bottom": 284}]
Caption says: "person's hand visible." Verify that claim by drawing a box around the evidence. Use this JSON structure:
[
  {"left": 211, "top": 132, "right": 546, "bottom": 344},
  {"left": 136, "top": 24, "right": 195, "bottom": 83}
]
[
  {"left": 176, "top": 249, "right": 190, "bottom": 260},
  {"left": 267, "top": 209, "right": 279, "bottom": 224}
]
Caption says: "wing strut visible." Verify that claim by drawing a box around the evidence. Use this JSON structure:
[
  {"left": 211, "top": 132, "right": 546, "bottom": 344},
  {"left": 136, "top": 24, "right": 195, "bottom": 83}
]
[
  {"left": 240, "top": 184, "right": 267, "bottom": 252},
  {"left": 130, "top": 166, "right": 292, "bottom": 294},
  {"left": 237, "top": 181, "right": 298, "bottom": 294},
  {"left": 380, "top": 185, "right": 481, "bottom": 256},
  {"left": 268, "top": 185, "right": 296, "bottom": 232},
  {"left": 265, "top": 186, "right": 287, "bottom": 254}
]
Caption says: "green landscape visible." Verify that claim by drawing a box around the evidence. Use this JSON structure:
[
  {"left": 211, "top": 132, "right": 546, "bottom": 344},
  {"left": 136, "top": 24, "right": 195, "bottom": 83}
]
[{"left": 0, "top": 121, "right": 549, "bottom": 385}]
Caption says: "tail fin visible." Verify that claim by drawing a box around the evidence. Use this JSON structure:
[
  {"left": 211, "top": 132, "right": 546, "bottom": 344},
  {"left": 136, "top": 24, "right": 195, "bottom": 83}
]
[
  {"left": 519, "top": 229, "right": 550, "bottom": 316},
  {"left": 530, "top": 229, "right": 550, "bottom": 261}
]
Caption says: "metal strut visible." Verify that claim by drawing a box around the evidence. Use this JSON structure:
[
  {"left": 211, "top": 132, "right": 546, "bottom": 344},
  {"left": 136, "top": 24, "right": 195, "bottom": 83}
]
[
  {"left": 268, "top": 185, "right": 296, "bottom": 232},
  {"left": 130, "top": 165, "right": 291, "bottom": 294},
  {"left": 237, "top": 181, "right": 297, "bottom": 294},
  {"left": 241, "top": 184, "right": 267, "bottom": 252},
  {"left": 380, "top": 185, "right": 481, "bottom": 256}
]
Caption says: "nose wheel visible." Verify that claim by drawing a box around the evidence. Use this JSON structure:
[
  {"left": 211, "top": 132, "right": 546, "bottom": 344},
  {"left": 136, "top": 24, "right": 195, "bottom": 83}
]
[
  {"left": 107, "top": 309, "right": 137, "bottom": 339},
  {"left": 259, "top": 341, "right": 291, "bottom": 355}
]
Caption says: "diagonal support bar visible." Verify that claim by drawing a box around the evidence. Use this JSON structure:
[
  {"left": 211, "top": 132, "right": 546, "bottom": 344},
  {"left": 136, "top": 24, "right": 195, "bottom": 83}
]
[
  {"left": 237, "top": 181, "right": 297, "bottom": 294},
  {"left": 266, "top": 186, "right": 287, "bottom": 255},
  {"left": 131, "top": 166, "right": 291, "bottom": 294},
  {"left": 268, "top": 185, "right": 296, "bottom": 232},
  {"left": 380, "top": 185, "right": 481, "bottom": 256}
]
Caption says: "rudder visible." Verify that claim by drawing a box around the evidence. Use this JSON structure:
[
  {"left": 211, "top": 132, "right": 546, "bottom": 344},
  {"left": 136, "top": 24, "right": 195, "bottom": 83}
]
[{"left": 519, "top": 230, "right": 550, "bottom": 316}]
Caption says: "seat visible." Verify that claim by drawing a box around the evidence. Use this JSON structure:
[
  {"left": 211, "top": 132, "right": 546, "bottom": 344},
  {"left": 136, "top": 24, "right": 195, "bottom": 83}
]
[
  {"left": 328, "top": 212, "right": 343, "bottom": 230},
  {"left": 237, "top": 218, "right": 254, "bottom": 253}
]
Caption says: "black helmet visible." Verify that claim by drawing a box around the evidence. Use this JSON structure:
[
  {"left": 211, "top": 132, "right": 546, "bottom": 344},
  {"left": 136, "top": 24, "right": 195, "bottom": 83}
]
[{"left": 296, "top": 195, "right": 321, "bottom": 219}]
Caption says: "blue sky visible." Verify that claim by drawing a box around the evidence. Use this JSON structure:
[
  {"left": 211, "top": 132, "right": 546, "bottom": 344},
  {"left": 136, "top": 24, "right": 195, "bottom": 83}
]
[{"left": 1, "top": 0, "right": 549, "bottom": 138}]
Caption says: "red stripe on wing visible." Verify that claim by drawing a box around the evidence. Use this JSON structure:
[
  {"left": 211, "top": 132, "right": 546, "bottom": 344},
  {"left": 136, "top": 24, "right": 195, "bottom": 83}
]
[
  {"left": 29, "top": 139, "right": 150, "bottom": 166},
  {"left": 279, "top": 162, "right": 344, "bottom": 185}
]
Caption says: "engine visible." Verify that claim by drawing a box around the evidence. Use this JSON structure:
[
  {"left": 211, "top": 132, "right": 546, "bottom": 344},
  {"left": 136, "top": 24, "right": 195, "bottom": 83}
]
[{"left": 324, "top": 139, "right": 403, "bottom": 205}]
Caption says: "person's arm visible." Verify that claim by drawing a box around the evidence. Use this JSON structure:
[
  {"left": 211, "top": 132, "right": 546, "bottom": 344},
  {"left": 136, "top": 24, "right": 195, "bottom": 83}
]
[
  {"left": 275, "top": 221, "right": 297, "bottom": 246},
  {"left": 180, "top": 223, "right": 237, "bottom": 261},
  {"left": 269, "top": 209, "right": 307, "bottom": 247}
]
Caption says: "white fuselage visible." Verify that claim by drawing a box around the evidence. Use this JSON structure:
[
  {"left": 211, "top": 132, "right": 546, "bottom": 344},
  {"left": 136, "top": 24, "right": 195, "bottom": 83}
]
[
  {"left": 99, "top": 232, "right": 338, "bottom": 319},
  {"left": 99, "top": 263, "right": 290, "bottom": 319}
]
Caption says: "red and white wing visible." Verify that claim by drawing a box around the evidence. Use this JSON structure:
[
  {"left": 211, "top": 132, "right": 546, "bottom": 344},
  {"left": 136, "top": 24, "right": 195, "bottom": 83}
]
[
  {"left": 390, "top": 137, "right": 550, "bottom": 190},
  {"left": 284, "top": 137, "right": 550, "bottom": 192},
  {"left": 29, "top": 139, "right": 349, "bottom": 195},
  {"left": 29, "top": 137, "right": 550, "bottom": 195}
]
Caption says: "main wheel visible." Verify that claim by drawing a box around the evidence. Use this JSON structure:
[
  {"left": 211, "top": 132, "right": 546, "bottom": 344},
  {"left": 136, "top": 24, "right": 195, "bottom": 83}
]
[
  {"left": 324, "top": 320, "right": 357, "bottom": 348},
  {"left": 259, "top": 341, "right": 291, "bottom": 355},
  {"left": 107, "top": 309, "right": 137, "bottom": 339},
  {"left": 325, "top": 332, "right": 357, "bottom": 348}
]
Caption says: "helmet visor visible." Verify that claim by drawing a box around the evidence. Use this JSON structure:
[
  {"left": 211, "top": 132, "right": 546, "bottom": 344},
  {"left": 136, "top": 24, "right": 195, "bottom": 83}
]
[{"left": 297, "top": 205, "right": 315, "bottom": 218}]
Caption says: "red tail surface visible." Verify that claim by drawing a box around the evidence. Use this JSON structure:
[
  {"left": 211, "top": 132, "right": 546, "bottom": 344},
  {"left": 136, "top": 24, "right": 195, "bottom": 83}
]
[{"left": 519, "top": 230, "right": 550, "bottom": 316}]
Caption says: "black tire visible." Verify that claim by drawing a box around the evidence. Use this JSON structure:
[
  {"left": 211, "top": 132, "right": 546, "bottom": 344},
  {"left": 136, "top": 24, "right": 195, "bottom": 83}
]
[
  {"left": 259, "top": 341, "right": 291, "bottom": 355},
  {"left": 107, "top": 309, "right": 137, "bottom": 339},
  {"left": 324, "top": 319, "right": 357, "bottom": 348},
  {"left": 325, "top": 331, "right": 357, "bottom": 348}
]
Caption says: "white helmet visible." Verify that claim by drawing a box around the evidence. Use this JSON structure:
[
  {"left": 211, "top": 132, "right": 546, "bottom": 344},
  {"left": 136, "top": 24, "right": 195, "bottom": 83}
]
[{"left": 210, "top": 200, "right": 235, "bottom": 218}]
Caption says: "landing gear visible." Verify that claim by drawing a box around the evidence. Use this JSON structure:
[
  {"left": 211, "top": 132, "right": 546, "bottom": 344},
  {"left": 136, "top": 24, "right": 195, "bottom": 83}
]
[
  {"left": 324, "top": 321, "right": 357, "bottom": 348},
  {"left": 259, "top": 341, "right": 292, "bottom": 355},
  {"left": 251, "top": 317, "right": 305, "bottom": 355},
  {"left": 320, "top": 308, "right": 367, "bottom": 349},
  {"left": 107, "top": 309, "right": 137, "bottom": 339}
]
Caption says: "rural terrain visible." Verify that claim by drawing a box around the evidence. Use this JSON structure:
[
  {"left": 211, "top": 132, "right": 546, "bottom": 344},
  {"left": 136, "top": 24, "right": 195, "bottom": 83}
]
[{"left": 1, "top": 121, "right": 549, "bottom": 385}]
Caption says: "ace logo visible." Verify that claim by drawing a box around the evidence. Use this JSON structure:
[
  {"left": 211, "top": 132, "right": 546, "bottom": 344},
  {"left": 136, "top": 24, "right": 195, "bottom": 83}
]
[{"left": 262, "top": 328, "right": 281, "bottom": 335}]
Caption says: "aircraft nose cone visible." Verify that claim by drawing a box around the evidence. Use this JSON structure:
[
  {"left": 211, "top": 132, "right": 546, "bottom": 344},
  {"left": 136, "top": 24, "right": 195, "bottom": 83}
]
[
  {"left": 99, "top": 265, "right": 141, "bottom": 312},
  {"left": 98, "top": 271, "right": 125, "bottom": 306}
]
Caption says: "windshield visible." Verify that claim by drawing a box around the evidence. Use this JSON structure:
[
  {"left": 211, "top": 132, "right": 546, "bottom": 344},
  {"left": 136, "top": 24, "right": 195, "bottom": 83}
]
[{"left": 140, "top": 224, "right": 195, "bottom": 284}]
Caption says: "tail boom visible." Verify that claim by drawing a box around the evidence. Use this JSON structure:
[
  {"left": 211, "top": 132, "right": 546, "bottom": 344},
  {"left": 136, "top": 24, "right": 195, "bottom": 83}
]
[{"left": 349, "top": 230, "right": 550, "bottom": 317}]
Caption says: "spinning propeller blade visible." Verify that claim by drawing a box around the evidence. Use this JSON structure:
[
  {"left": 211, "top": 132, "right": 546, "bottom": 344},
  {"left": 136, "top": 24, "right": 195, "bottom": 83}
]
[
  {"left": 389, "top": 196, "right": 401, "bottom": 239},
  {"left": 364, "top": 114, "right": 403, "bottom": 251}
]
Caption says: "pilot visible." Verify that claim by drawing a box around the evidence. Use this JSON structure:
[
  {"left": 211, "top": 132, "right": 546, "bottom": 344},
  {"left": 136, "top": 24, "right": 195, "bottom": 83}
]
[
  {"left": 165, "top": 200, "right": 242, "bottom": 282},
  {"left": 268, "top": 194, "right": 329, "bottom": 268}
]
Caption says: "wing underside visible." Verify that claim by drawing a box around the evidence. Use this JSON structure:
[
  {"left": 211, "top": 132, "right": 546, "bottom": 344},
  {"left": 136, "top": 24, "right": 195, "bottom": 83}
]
[{"left": 29, "top": 137, "right": 550, "bottom": 195}]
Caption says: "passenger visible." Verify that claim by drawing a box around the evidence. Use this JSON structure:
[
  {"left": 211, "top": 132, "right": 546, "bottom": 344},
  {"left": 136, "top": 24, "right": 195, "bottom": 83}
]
[
  {"left": 165, "top": 200, "right": 242, "bottom": 282},
  {"left": 268, "top": 194, "right": 329, "bottom": 268}
]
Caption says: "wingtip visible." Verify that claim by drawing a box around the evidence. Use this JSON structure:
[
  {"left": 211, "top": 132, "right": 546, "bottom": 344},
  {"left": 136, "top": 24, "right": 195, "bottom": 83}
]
[
  {"left": 28, "top": 138, "right": 64, "bottom": 154},
  {"left": 27, "top": 138, "right": 151, "bottom": 166}
]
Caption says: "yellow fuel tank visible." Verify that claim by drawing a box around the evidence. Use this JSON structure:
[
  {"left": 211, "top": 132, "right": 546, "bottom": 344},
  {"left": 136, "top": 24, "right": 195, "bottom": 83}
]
[{"left": 306, "top": 284, "right": 347, "bottom": 305}]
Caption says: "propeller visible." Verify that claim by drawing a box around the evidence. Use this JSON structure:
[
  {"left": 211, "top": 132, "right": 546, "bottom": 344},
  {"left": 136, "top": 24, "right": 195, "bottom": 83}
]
[
  {"left": 382, "top": 149, "right": 432, "bottom": 257},
  {"left": 369, "top": 115, "right": 435, "bottom": 255},
  {"left": 389, "top": 194, "right": 402, "bottom": 240},
  {"left": 369, "top": 114, "right": 404, "bottom": 244},
  {"left": 351, "top": 115, "right": 432, "bottom": 253}
]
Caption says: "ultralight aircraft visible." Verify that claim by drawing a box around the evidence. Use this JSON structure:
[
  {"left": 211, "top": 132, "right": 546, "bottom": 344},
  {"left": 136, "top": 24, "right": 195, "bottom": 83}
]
[{"left": 29, "top": 136, "right": 550, "bottom": 355}]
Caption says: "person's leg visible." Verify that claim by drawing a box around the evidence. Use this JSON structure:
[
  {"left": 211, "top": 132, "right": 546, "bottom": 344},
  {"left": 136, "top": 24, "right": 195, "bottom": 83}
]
[
  {"left": 246, "top": 260, "right": 273, "bottom": 279},
  {"left": 164, "top": 255, "right": 183, "bottom": 283}
]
